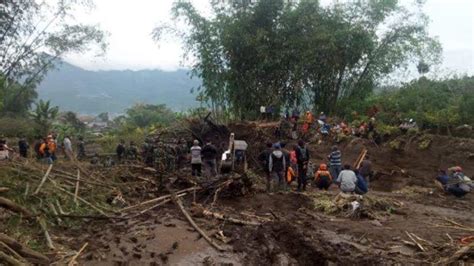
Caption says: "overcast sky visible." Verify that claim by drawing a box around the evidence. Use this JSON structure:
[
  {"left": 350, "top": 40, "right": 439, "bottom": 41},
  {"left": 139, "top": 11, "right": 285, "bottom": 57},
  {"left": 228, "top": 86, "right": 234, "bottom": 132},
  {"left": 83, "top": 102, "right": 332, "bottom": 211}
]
[{"left": 64, "top": 0, "right": 474, "bottom": 75}]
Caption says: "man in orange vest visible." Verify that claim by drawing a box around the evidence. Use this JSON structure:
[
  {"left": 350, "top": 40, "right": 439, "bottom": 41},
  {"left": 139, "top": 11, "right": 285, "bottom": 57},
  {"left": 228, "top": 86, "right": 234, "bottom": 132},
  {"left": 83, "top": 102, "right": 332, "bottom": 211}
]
[{"left": 314, "top": 163, "right": 333, "bottom": 190}]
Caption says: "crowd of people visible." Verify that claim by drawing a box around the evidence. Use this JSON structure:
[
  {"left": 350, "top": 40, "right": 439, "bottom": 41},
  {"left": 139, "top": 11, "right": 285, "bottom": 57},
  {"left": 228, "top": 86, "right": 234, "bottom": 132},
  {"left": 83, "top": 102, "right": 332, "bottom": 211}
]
[
  {"left": 275, "top": 109, "right": 381, "bottom": 144},
  {"left": 0, "top": 134, "right": 88, "bottom": 164},
  {"left": 258, "top": 141, "right": 370, "bottom": 194}
]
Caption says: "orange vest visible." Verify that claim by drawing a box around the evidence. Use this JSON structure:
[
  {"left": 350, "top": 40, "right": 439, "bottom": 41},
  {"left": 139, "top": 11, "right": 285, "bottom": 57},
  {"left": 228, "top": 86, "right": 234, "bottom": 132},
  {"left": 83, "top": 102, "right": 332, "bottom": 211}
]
[
  {"left": 287, "top": 166, "right": 297, "bottom": 183},
  {"left": 315, "top": 170, "right": 332, "bottom": 182}
]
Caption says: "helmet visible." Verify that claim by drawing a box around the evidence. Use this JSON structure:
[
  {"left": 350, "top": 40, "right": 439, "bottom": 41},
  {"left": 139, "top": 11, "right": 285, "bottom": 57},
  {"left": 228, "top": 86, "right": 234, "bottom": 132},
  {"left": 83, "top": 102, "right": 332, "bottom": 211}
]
[
  {"left": 193, "top": 139, "right": 199, "bottom": 145},
  {"left": 319, "top": 164, "right": 327, "bottom": 170}
]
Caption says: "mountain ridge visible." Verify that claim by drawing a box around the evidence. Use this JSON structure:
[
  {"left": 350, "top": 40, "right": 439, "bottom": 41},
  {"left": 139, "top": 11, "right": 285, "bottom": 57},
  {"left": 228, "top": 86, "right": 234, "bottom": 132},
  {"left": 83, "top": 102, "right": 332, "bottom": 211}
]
[{"left": 37, "top": 61, "right": 201, "bottom": 115}]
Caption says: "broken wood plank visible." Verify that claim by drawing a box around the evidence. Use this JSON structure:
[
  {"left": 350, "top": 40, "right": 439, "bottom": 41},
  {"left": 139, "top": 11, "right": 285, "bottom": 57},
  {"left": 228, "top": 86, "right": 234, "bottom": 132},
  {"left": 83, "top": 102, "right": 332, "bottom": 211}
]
[{"left": 33, "top": 164, "right": 53, "bottom": 195}]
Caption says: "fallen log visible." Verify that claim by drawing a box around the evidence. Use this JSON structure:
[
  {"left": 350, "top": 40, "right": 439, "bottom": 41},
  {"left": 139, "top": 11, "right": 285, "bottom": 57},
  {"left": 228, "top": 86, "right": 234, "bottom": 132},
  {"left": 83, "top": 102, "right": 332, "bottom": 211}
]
[
  {"left": 118, "top": 186, "right": 199, "bottom": 213},
  {"left": 0, "top": 196, "right": 34, "bottom": 217},
  {"left": 168, "top": 188, "right": 226, "bottom": 252},
  {"left": 0, "top": 233, "right": 49, "bottom": 263},
  {"left": 0, "top": 187, "right": 9, "bottom": 193}
]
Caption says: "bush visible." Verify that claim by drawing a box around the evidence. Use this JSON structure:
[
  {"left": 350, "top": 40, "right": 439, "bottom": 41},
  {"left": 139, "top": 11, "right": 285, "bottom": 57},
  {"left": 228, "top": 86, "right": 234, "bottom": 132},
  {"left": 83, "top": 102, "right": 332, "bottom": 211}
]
[{"left": 0, "top": 117, "right": 38, "bottom": 139}]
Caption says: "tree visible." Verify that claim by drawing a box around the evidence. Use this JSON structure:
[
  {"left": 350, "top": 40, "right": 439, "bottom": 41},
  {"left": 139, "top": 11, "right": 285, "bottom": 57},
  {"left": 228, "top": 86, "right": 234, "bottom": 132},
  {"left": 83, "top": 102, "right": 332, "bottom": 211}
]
[
  {"left": 125, "top": 103, "right": 176, "bottom": 128},
  {"left": 156, "top": 0, "right": 441, "bottom": 119},
  {"left": 63, "top": 111, "right": 86, "bottom": 132},
  {"left": 31, "top": 99, "right": 59, "bottom": 135},
  {"left": 0, "top": 0, "right": 107, "bottom": 110}
]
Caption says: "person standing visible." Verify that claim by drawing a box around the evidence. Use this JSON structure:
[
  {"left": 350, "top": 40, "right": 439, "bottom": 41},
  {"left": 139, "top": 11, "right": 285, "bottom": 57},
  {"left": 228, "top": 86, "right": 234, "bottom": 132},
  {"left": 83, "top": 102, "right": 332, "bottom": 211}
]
[
  {"left": 295, "top": 140, "right": 310, "bottom": 192},
  {"left": 63, "top": 135, "right": 73, "bottom": 160},
  {"left": 258, "top": 143, "right": 274, "bottom": 192},
  {"left": 33, "top": 137, "right": 43, "bottom": 159},
  {"left": 77, "top": 136, "right": 86, "bottom": 160},
  {"left": 358, "top": 155, "right": 372, "bottom": 186},
  {"left": 328, "top": 145, "right": 342, "bottom": 183},
  {"left": 268, "top": 144, "right": 287, "bottom": 192},
  {"left": 336, "top": 164, "right": 358, "bottom": 193},
  {"left": 201, "top": 140, "right": 218, "bottom": 177},
  {"left": 116, "top": 139, "right": 126, "bottom": 162},
  {"left": 18, "top": 136, "right": 29, "bottom": 158},
  {"left": 0, "top": 139, "right": 14, "bottom": 160},
  {"left": 190, "top": 140, "right": 202, "bottom": 177}
]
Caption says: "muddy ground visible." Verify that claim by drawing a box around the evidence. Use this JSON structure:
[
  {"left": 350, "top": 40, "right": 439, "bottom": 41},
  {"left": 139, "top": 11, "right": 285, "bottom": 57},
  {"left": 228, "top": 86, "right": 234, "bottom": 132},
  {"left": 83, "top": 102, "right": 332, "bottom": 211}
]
[
  {"left": 65, "top": 133, "right": 474, "bottom": 265},
  {"left": 1, "top": 127, "right": 473, "bottom": 265}
]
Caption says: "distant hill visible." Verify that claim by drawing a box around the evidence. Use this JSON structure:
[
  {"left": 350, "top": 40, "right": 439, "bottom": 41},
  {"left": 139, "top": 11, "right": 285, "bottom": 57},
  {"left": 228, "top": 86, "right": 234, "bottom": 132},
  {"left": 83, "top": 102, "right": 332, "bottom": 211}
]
[{"left": 37, "top": 61, "right": 201, "bottom": 115}]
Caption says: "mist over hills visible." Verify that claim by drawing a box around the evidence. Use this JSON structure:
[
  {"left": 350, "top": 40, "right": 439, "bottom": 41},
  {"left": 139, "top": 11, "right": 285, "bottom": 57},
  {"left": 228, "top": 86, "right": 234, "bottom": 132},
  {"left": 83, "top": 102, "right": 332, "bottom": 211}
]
[{"left": 37, "top": 61, "right": 200, "bottom": 115}]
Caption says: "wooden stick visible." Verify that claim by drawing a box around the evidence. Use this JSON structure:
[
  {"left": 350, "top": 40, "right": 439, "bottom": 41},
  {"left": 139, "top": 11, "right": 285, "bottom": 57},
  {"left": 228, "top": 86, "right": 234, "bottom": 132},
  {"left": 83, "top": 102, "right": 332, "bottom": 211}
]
[
  {"left": 0, "top": 241, "right": 25, "bottom": 263},
  {"left": 0, "top": 233, "right": 49, "bottom": 263},
  {"left": 118, "top": 186, "right": 199, "bottom": 213},
  {"left": 74, "top": 170, "right": 80, "bottom": 206},
  {"left": 33, "top": 164, "right": 53, "bottom": 195},
  {"left": 23, "top": 183, "right": 29, "bottom": 199},
  {"left": 67, "top": 242, "right": 88, "bottom": 266},
  {"left": 0, "top": 196, "right": 34, "bottom": 217},
  {"left": 405, "top": 231, "right": 425, "bottom": 252},
  {"left": 0, "top": 250, "right": 22, "bottom": 266},
  {"left": 127, "top": 192, "right": 189, "bottom": 218},
  {"left": 48, "top": 179, "right": 109, "bottom": 216},
  {"left": 168, "top": 188, "right": 226, "bottom": 251},
  {"left": 37, "top": 218, "right": 55, "bottom": 250},
  {"left": 202, "top": 209, "right": 261, "bottom": 226},
  {"left": 54, "top": 214, "right": 127, "bottom": 220}
]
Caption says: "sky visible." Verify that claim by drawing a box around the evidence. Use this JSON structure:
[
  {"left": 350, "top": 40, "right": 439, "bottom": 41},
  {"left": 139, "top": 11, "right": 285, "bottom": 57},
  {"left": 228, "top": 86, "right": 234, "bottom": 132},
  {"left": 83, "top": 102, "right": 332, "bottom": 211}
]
[{"left": 64, "top": 0, "right": 474, "bottom": 75}]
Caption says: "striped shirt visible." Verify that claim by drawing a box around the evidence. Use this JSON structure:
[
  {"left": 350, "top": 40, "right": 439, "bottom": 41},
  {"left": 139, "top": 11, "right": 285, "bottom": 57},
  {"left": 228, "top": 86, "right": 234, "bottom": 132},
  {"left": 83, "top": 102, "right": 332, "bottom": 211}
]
[{"left": 329, "top": 150, "right": 342, "bottom": 166}]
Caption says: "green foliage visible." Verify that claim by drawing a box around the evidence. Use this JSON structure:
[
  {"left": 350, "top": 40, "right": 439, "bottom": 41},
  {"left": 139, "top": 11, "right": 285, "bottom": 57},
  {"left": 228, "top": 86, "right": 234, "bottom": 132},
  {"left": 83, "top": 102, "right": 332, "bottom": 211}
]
[
  {"left": 418, "top": 134, "right": 432, "bottom": 150},
  {"left": 372, "top": 76, "right": 474, "bottom": 131},
  {"left": 125, "top": 103, "right": 176, "bottom": 128},
  {"left": 31, "top": 99, "right": 59, "bottom": 136},
  {"left": 158, "top": 0, "right": 440, "bottom": 119},
  {"left": 0, "top": 117, "right": 37, "bottom": 139}
]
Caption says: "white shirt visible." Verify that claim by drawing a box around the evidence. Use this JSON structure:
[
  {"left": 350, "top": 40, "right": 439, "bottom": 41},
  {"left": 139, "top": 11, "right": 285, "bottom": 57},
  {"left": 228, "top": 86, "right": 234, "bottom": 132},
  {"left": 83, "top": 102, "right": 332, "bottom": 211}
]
[
  {"left": 190, "top": 145, "right": 202, "bottom": 164},
  {"left": 63, "top": 138, "right": 72, "bottom": 151},
  {"left": 336, "top": 170, "right": 357, "bottom": 192}
]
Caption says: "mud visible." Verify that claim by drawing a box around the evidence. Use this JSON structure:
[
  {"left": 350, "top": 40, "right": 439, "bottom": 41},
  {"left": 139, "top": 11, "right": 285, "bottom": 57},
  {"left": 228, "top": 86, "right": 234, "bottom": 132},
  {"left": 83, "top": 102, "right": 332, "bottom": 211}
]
[{"left": 46, "top": 130, "right": 474, "bottom": 264}]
